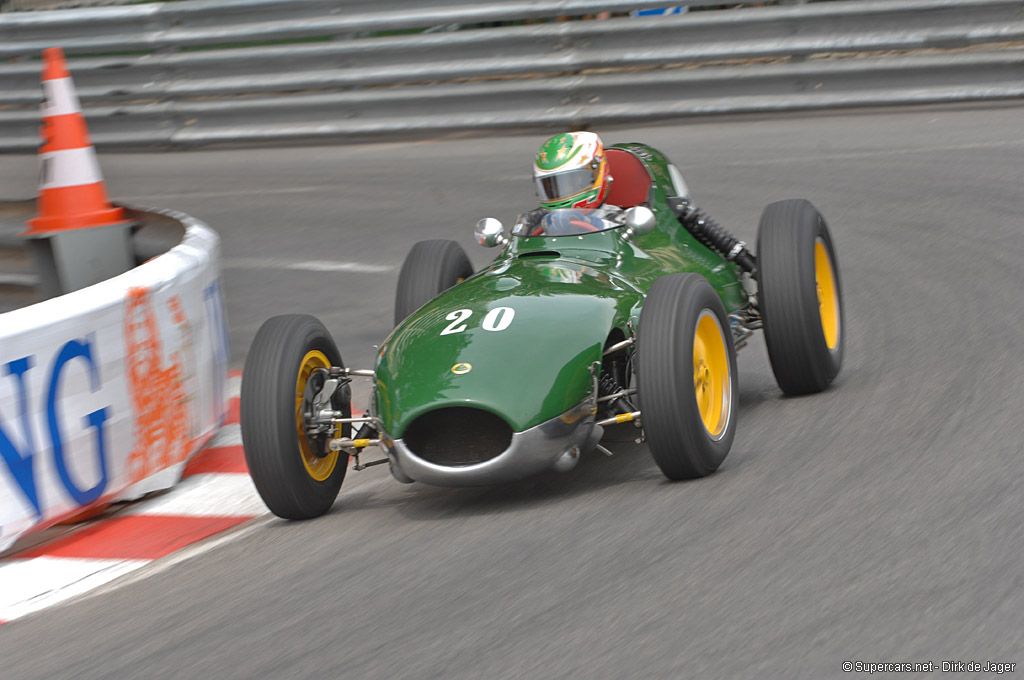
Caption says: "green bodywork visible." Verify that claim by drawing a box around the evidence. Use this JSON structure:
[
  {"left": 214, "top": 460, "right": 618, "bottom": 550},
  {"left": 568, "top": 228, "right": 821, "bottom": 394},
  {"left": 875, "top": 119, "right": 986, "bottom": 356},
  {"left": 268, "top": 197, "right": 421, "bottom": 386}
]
[{"left": 375, "top": 143, "right": 747, "bottom": 438}]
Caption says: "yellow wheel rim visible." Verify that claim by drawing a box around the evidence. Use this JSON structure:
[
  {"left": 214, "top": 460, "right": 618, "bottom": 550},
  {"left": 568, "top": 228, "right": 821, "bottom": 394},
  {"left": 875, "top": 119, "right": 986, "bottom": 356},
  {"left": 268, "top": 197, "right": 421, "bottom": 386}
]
[
  {"left": 693, "top": 310, "right": 731, "bottom": 440},
  {"left": 295, "top": 349, "right": 340, "bottom": 482},
  {"left": 814, "top": 238, "right": 840, "bottom": 351}
]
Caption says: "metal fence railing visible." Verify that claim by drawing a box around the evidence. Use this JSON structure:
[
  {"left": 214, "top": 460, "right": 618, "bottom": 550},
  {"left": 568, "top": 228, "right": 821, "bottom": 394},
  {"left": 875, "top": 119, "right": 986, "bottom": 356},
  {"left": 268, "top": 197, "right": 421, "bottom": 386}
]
[{"left": 0, "top": 0, "right": 1022, "bottom": 150}]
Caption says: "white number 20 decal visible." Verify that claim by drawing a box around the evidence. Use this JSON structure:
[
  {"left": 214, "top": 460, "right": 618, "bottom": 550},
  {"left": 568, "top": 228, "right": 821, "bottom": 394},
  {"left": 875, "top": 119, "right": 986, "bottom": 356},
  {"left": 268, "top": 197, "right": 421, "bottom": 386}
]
[
  {"left": 440, "top": 308, "right": 473, "bottom": 336},
  {"left": 440, "top": 307, "right": 515, "bottom": 335},
  {"left": 482, "top": 306, "right": 515, "bottom": 331}
]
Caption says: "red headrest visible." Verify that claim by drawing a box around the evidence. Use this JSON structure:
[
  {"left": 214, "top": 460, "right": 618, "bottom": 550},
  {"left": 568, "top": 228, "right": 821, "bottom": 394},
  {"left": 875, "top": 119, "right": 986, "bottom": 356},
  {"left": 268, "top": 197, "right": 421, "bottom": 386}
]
[{"left": 605, "top": 149, "right": 651, "bottom": 208}]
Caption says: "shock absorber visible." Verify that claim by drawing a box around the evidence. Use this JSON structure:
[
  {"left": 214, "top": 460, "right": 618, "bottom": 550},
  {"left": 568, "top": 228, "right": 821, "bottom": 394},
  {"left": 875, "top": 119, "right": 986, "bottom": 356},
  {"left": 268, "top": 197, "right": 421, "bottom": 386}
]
[
  {"left": 599, "top": 373, "right": 632, "bottom": 416},
  {"left": 669, "top": 199, "right": 758, "bottom": 276}
]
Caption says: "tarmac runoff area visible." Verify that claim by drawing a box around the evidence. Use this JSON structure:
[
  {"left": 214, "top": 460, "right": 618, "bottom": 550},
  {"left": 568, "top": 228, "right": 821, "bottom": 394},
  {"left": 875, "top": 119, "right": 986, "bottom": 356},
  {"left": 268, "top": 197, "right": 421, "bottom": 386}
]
[{"left": 0, "top": 105, "right": 1022, "bottom": 678}]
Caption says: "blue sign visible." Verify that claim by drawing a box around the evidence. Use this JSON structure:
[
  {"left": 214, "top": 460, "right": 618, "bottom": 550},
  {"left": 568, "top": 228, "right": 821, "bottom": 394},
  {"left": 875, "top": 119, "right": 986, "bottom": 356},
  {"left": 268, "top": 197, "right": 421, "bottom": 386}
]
[
  {"left": 633, "top": 7, "right": 688, "bottom": 16},
  {"left": 0, "top": 336, "right": 112, "bottom": 515}
]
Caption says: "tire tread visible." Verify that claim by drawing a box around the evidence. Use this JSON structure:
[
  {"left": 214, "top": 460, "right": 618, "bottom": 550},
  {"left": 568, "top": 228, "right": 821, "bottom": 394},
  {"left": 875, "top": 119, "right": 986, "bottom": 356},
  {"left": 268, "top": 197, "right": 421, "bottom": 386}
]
[
  {"left": 637, "top": 273, "right": 737, "bottom": 480},
  {"left": 757, "top": 199, "right": 844, "bottom": 395},
  {"left": 240, "top": 314, "right": 347, "bottom": 520}
]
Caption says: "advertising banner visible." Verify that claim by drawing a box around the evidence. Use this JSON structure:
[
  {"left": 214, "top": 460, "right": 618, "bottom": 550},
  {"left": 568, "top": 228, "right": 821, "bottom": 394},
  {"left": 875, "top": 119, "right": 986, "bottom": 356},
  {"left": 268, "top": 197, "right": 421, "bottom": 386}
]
[{"left": 0, "top": 211, "right": 229, "bottom": 552}]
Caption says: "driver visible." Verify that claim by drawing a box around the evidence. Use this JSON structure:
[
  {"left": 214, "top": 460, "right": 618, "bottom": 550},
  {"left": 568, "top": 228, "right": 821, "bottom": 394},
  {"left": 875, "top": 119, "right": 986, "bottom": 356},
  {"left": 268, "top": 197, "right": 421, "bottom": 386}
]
[{"left": 522, "top": 131, "right": 619, "bottom": 236}]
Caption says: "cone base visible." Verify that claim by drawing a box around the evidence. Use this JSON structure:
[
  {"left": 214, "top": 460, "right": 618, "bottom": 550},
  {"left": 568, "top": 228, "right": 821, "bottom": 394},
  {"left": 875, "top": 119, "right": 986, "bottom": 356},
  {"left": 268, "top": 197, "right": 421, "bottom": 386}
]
[
  {"left": 25, "top": 205, "right": 129, "bottom": 235},
  {"left": 24, "top": 221, "right": 135, "bottom": 298}
]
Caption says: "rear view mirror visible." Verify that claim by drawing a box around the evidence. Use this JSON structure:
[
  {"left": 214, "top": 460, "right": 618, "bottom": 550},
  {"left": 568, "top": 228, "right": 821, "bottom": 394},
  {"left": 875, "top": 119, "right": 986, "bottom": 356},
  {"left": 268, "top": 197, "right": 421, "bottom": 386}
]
[
  {"left": 622, "top": 206, "right": 656, "bottom": 240},
  {"left": 475, "top": 217, "right": 508, "bottom": 248}
]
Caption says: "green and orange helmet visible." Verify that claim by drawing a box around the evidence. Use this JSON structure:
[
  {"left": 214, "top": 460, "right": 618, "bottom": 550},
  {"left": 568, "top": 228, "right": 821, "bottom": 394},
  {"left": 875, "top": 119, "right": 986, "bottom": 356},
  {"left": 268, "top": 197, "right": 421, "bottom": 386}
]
[{"left": 533, "top": 131, "right": 611, "bottom": 209}]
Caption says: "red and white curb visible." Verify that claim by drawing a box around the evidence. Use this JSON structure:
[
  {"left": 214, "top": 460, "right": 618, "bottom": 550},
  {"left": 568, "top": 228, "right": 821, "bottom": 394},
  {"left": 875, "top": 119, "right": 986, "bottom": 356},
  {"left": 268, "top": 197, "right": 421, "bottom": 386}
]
[{"left": 0, "top": 371, "right": 264, "bottom": 625}]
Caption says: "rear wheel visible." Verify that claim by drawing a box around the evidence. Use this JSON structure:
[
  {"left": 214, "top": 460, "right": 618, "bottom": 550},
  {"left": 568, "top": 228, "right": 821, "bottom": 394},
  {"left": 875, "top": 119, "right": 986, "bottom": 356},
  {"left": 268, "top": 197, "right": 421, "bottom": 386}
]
[
  {"left": 240, "top": 314, "right": 351, "bottom": 519},
  {"left": 394, "top": 239, "right": 473, "bottom": 325},
  {"left": 757, "top": 199, "right": 844, "bottom": 395},
  {"left": 637, "top": 273, "right": 738, "bottom": 480}
]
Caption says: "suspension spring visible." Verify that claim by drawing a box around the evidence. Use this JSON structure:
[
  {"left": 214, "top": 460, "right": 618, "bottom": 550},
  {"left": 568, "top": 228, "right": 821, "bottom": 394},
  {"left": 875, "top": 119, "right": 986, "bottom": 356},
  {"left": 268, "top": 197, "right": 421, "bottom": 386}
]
[
  {"left": 599, "top": 373, "right": 632, "bottom": 415},
  {"left": 677, "top": 204, "right": 758, "bottom": 276}
]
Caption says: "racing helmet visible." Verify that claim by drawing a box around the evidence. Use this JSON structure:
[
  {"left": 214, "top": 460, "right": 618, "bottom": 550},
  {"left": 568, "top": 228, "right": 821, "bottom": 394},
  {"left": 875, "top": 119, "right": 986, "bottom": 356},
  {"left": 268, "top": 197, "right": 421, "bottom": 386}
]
[{"left": 533, "top": 131, "right": 611, "bottom": 209}]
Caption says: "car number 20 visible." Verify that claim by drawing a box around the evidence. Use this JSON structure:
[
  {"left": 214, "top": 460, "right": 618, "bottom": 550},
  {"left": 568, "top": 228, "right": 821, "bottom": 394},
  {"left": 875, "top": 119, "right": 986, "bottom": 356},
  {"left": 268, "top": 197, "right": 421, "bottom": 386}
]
[{"left": 440, "top": 307, "right": 515, "bottom": 335}]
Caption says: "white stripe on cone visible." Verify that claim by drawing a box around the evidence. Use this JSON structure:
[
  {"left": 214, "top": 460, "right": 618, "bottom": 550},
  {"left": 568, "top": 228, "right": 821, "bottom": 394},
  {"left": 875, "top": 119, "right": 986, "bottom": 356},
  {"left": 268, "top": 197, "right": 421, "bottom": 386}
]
[
  {"left": 41, "top": 77, "right": 82, "bottom": 117},
  {"left": 39, "top": 147, "right": 104, "bottom": 190}
]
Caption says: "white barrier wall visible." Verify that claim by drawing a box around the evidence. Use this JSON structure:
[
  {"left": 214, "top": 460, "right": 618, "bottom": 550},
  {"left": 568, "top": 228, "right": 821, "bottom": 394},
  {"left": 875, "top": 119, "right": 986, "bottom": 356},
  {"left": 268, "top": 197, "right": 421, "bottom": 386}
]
[{"left": 0, "top": 208, "right": 229, "bottom": 552}]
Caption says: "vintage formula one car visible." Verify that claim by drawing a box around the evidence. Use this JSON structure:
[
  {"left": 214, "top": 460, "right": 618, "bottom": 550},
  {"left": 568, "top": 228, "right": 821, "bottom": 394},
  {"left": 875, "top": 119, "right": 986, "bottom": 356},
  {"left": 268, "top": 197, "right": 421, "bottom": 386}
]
[{"left": 240, "top": 138, "right": 844, "bottom": 520}]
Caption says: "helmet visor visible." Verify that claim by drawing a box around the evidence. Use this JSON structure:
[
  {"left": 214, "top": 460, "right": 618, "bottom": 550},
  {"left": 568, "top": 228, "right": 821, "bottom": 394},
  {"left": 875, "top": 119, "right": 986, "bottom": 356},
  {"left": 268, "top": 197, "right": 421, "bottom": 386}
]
[{"left": 535, "top": 167, "right": 598, "bottom": 204}]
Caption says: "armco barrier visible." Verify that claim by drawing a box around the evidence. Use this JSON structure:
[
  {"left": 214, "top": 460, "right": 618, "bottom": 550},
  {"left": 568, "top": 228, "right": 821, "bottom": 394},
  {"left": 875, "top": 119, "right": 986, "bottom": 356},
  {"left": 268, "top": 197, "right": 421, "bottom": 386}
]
[
  {"left": 0, "top": 206, "right": 230, "bottom": 553},
  {"left": 0, "top": 0, "right": 1022, "bottom": 150},
  {"left": 0, "top": 0, "right": 784, "bottom": 58}
]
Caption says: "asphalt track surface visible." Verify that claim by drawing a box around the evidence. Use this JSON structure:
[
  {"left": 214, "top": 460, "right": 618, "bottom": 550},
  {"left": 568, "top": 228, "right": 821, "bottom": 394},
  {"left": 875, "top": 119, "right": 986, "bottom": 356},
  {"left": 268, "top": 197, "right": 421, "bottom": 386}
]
[{"left": 1, "top": 104, "right": 1022, "bottom": 679}]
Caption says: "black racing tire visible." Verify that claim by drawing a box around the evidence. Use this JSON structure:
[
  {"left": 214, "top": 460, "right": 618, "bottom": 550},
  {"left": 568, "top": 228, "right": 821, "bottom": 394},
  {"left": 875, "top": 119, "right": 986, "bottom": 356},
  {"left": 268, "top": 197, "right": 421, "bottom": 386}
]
[
  {"left": 637, "top": 273, "right": 738, "bottom": 480},
  {"left": 394, "top": 239, "right": 474, "bottom": 325},
  {"left": 240, "top": 314, "right": 351, "bottom": 520},
  {"left": 757, "top": 199, "right": 844, "bottom": 395}
]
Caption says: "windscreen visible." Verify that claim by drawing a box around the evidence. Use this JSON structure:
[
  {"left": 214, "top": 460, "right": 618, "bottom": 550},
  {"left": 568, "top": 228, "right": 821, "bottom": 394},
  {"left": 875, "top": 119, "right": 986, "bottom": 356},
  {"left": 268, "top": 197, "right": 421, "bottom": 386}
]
[{"left": 512, "top": 207, "right": 623, "bottom": 238}]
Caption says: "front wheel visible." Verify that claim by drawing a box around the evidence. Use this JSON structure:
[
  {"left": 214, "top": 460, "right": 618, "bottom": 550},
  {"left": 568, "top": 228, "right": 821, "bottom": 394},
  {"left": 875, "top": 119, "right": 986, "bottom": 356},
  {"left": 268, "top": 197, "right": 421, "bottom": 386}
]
[
  {"left": 757, "top": 199, "right": 844, "bottom": 395},
  {"left": 637, "top": 273, "right": 738, "bottom": 480},
  {"left": 240, "top": 314, "right": 351, "bottom": 519},
  {"left": 394, "top": 239, "right": 473, "bottom": 325}
]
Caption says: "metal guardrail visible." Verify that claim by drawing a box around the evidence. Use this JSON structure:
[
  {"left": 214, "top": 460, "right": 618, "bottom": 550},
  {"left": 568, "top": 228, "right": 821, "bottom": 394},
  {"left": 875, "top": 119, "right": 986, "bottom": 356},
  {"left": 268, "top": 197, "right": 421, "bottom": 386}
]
[
  {"left": 0, "top": 0, "right": 789, "bottom": 57},
  {"left": 0, "top": 0, "right": 1022, "bottom": 150}
]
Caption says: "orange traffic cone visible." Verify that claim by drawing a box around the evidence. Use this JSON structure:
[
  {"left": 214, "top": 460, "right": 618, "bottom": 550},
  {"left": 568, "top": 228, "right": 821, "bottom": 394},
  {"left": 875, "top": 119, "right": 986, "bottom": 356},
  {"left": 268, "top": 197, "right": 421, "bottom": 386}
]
[
  {"left": 21, "top": 47, "right": 134, "bottom": 298},
  {"left": 24, "top": 47, "right": 127, "bottom": 234}
]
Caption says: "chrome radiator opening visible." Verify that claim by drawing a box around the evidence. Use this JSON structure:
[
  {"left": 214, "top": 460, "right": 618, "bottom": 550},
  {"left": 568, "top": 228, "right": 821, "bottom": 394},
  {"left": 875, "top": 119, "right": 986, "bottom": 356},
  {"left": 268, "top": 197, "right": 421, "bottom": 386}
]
[{"left": 402, "top": 407, "right": 513, "bottom": 467}]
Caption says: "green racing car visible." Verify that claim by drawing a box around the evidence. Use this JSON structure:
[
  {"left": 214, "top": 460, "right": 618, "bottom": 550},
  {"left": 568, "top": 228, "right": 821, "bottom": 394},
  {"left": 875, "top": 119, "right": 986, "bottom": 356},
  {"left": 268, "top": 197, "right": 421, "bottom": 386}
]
[{"left": 240, "top": 132, "right": 845, "bottom": 519}]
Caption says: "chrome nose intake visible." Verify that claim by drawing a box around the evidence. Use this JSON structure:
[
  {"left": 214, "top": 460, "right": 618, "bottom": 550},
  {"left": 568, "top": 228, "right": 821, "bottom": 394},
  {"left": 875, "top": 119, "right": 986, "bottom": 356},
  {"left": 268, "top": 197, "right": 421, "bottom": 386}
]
[
  {"left": 402, "top": 407, "right": 513, "bottom": 467},
  {"left": 385, "top": 400, "right": 597, "bottom": 487}
]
